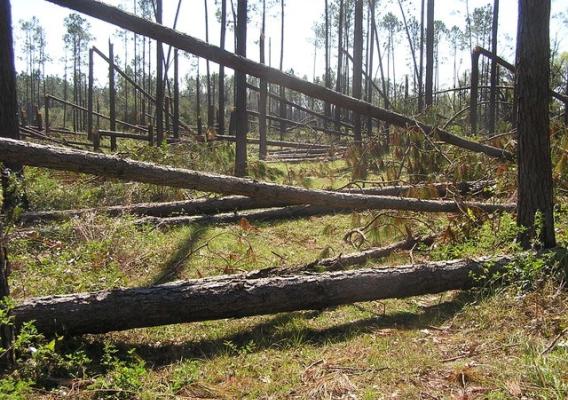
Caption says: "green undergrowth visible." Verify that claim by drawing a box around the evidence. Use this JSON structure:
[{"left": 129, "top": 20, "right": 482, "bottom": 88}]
[{"left": 0, "top": 131, "right": 567, "bottom": 398}]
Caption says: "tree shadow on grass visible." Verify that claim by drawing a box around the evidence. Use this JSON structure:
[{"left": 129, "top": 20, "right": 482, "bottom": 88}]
[
  {"left": 97, "top": 290, "right": 477, "bottom": 368},
  {"left": 149, "top": 224, "right": 209, "bottom": 285}
]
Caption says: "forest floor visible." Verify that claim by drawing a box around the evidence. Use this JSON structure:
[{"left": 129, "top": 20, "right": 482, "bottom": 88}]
[{"left": 1, "top": 133, "right": 567, "bottom": 399}]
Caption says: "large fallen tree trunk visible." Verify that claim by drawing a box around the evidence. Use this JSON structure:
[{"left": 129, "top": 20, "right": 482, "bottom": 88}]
[
  {"left": 0, "top": 139, "right": 513, "bottom": 214},
  {"left": 45, "top": 0, "right": 513, "bottom": 161},
  {"left": 20, "top": 181, "right": 494, "bottom": 223},
  {"left": 13, "top": 255, "right": 512, "bottom": 336}
]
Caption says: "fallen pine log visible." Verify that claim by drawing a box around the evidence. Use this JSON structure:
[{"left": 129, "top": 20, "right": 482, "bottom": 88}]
[
  {"left": 135, "top": 205, "right": 338, "bottom": 227},
  {"left": 155, "top": 232, "right": 436, "bottom": 283},
  {"left": 20, "top": 181, "right": 496, "bottom": 223},
  {"left": 0, "top": 139, "right": 513, "bottom": 215},
  {"left": 246, "top": 235, "right": 437, "bottom": 278},
  {"left": 46, "top": 0, "right": 513, "bottom": 161},
  {"left": 266, "top": 156, "right": 343, "bottom": 164},
  {"left": 214, "top": 135, "right": 335, "bottom": 150},
  {"left": 13, "top": 255, "right": 513, "bottom": 336}
]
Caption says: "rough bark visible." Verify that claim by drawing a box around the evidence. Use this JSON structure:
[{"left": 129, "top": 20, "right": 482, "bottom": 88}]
[
  {"left": 425, "top": 0, "right": 434, "bottom": 107},
  {"left": 258, "top": 0, "right": 268, "bottom": 160},
  {"left": 234, "top": 0, "right": 248, "bottom": 177},
  {"left": 335, "top": 0, "right": 344, "bottom": 130},
  {"left": 515, "top": 0, "right": 555, "bottom": 248},
  {"left": 352, "top": 0, "right": 363, "bottom": 145},
  {"left": 0, "top": 0, "right": 16, "bottom": 368},
  {"left": 21, "top": 180, "right": 497, "bottom": 224},
  {"left": 0, "top": 0, "right": 25, "bottom": 214},
  {"left": 470, "top": 49, "right": 480, "bottom": 134},
  {"left": 13, "top": 256, "right": 513, "bottom": 336},
  {"left": 173, "top": 50, "right": 180, "bottom": 138},
  {"left": 0, "top": 139, "right": 514, "bottom": 216},
  {"left": 488, "top": 0, "right": 499, "bottom": 133},
  {"left": 45, "top": 0, "right": 512, "bottom": 160},
  {"left": 218, "top": 0, "right": 227, "bottom": 135},
  {"left": 155, "top": 0, "right": 164, "bottom": 145}
]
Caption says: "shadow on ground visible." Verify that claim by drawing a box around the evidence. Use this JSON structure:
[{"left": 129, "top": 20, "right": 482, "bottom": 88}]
[
  {"left": 149, "top": 224, "right": 209, "bottom": 285},
  {"left": 78, "top": 290, "right": 477, "bottom": 368}
]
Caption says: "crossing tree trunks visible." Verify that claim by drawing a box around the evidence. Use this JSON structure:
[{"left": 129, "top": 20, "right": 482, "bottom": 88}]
[
  {"left": 45, "top": 0, "right": 513, "bottom": 160},
  {"left": 0, "top": 139, "right": 513, "bottom": 215},
  {"left": 20, "top": 180, "right": 494, "bottom": 224}
]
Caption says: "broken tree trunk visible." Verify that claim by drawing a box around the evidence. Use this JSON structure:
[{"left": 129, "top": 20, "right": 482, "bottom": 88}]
[
  {"left": 13, "top": 256, "right": 513, "bottom": 336},
  {"left": 45, "top": 0, "right": 512, "bottom": 161},
  {"left": 20, "top": 181, "right": 494, "bottom": 223},
  {"left": 0, "top": 139, "right": 514, "bottom": 214}
]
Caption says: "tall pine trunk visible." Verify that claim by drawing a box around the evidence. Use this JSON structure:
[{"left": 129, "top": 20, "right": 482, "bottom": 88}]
[
  {"left": 515, "top": 0, "right": 555, "bottom": 249},
  {"left": 352, "top": 0, "right": 363, "bottom": 145},
  {"left": 279, "top": 0, "right": 286, "bottom": 141},
  {"left": 424, "top": 0, "right": 434, "bottom": 107},
  {"left": 488, "top": 0, "right": 499, "bottom": 133},
  {"left": 324, "top": 0, "right": 331, "bottom": 127},
  {"left": 218, "top": 0, "right": 227, "bottom": 135},
  {"left": 234, "top": 0, "right": 248, "bottom": 177},
  {"left": 334, "top": 0, "right": 344, "bottom": 131},
  {"left": 0, "top": 0, "right": 19, "bottom": 368},
  {"left": 259, "top": 0, "right": 268, "bottom": 160},
  {"left": 204, "top": 0, "right": 214, "bottom": 129},
  {"left": 155, "top": 0, "right": 165, "bottom": 144}
]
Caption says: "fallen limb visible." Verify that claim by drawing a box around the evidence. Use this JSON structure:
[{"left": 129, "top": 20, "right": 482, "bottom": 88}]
[
  {"left": 247, "top": 235, "right": 437, "bottom": 277},
  {"left": 13, "top": 255, "right": 513, "bottom": 336},
  {"left": 214, "top": 135, "right": 335, "bottom": 150},
  {"left": 20, "top": 181, "right": 497, "bottom": 223},
  {"left": 0, "top": 139, "right": 513, "bottom": 215}
]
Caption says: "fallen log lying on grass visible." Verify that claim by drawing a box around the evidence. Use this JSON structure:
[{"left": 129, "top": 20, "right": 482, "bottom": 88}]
[
  {"left": 155, "top": 234, "right": 436, "bottom": 283},
  {"left": 20, "top": 181, "right": 495, "bottom": 224},
  {"left": 13, "top": 255, "right": 512, "bottom": 336},
  {"left": 214, "top": 135, "right": 336, "bottom": 150},
  {"left": 135, "top": 205, "right": 335, "bottom": 227},
  {"left": 247, "top": 235, "right": 437, "bottom": 277},
  {"left": 0, "top": 139, "right": 513, "bottom": 215}
]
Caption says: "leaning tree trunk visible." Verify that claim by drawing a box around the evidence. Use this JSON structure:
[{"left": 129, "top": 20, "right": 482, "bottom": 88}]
[
  {"left": 352, "top": 0, "right": 364, "bottom": 145},
  {"left": 488, "top": 0, "right": 499, "bottom": 133},
  {"left": 515, "top": 0, "right": 555, "bottom": 249},
  {"left": 0, "top": 0, "right": 17, "bottom": 368},
  {"left": 234, "top": 0, "right": 248, "bottom": 177},
  {"left": 44, "top": 0, "right": 513, "bottom": 161},
  {"left": 424, "top": 0, "right": 434, "bottom": 108},
  {"left": 13, "top": 256, "right": 513, "bottom": 336}
]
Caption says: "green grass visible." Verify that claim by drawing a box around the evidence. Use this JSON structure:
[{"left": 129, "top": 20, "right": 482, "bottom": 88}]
[{"left": 1, "top": 134, "right": 567, "bottom": 399}]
